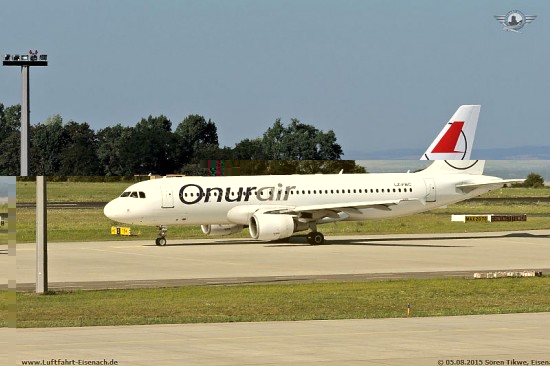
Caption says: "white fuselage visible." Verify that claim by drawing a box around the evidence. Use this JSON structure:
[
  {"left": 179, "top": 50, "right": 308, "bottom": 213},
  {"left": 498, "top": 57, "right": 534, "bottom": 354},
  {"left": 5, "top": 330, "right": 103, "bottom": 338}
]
[{"left": 104, "top": 171, "right": 497, "bottom": 227}]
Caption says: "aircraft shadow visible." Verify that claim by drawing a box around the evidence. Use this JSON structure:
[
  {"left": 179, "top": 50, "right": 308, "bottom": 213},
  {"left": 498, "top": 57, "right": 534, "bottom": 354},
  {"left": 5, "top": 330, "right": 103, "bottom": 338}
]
[
  {"left": 268, "top": 231, "right": 550, "bottom": 248},
  {"left": 141, "top": 239, "right": 263, "bottom": 248},
  {"left": 139, "top": 231, "right": 549, "bottom": 248}
]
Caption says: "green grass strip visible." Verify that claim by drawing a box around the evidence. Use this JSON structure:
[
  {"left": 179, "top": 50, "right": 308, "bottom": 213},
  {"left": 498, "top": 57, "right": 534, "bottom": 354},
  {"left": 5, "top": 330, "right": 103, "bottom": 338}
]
[{"left": 12, "top": 277, "right": 550, "bottom": 328}]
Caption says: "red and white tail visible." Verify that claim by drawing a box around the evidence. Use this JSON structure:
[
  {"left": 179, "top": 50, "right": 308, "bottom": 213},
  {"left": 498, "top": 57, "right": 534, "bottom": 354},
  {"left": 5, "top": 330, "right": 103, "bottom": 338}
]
[{"left": 421, "top": 105, "right": 480, "bottom": 160}]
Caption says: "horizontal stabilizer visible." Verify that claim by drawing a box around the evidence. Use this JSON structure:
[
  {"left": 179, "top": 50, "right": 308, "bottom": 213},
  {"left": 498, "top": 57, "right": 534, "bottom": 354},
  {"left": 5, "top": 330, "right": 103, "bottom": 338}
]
[{"left": 456, "top": 179, "right": 524, "bottom": 193}]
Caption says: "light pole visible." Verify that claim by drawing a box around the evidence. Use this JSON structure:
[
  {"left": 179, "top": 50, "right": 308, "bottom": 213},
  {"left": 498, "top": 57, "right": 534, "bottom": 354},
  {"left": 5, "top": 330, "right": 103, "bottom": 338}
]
[
  {"left": 3, "top": 51, "right": 48, "bottom": 176},
  {"left": 3, "top": 51, "right": 49, "bottom": 293}
]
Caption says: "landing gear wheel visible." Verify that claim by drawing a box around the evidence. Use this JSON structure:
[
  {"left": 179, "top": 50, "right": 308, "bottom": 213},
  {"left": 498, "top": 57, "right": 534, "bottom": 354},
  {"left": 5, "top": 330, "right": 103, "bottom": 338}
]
[
  {"left": 306, "top": 232, "right": 325, "bottom": 245},
  {"left": 156, "top": 225, "right": 168, "bottom": 246}
]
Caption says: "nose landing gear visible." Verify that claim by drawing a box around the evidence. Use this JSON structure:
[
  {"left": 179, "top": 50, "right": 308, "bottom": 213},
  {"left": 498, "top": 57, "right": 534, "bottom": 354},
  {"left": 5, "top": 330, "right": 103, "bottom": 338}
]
[{"left": 155, "top": 225, "right": 167, "bottom": 246}]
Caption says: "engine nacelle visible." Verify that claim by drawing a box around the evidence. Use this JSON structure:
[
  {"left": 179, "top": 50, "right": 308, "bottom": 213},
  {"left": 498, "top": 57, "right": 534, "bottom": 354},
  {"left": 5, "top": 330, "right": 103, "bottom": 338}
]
[
  {"left": 249, "top": 214, "right": 295, "bottom": 241},
  {"left": 201, "top": 224, "right": 244, "bottom": 236}
]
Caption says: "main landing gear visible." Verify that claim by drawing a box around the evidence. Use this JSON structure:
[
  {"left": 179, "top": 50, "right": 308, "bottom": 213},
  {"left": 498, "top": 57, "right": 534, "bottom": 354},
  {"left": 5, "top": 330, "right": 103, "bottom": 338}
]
[
  {"left": 304, "top": 222, "right": 325, "bottom": 245},
  {"left": 306, "top": 231, "right": 325, "bottom": 245},
  {"left": 155, "top": 225, "right": 167, "bottom": 246}
]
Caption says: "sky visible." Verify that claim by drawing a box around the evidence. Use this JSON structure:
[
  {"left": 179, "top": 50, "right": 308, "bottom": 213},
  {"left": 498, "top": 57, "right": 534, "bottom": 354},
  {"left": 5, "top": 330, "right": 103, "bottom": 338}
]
[
  {"left": 0, "top": 177, "right": 15, "bottom": 200},
  {"left": 1, "top": 0, "right": 549, "bottom": 159}
]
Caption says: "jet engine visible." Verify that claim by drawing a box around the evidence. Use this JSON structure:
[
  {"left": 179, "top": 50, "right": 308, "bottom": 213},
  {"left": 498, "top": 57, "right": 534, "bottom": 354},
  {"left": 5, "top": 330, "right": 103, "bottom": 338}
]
[
  {"left": 201, "top": 224, "right": 244, "bottom": 236},
  {"left": 249, "top": 213, "right": 295, "bottom": 241}
]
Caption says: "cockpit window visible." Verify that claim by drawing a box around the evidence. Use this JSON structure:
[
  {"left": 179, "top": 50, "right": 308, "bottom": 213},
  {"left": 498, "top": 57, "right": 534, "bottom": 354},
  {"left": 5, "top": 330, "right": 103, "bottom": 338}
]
[{"left": 120, "top": 191, "right": 146, "bottom": 198}]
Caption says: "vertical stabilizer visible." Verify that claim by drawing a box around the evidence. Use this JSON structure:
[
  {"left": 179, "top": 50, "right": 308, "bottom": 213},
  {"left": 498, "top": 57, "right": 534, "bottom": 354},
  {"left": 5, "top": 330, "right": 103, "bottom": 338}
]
[{"left": 421, "top": 105, "right": 480, "bottom": 160}]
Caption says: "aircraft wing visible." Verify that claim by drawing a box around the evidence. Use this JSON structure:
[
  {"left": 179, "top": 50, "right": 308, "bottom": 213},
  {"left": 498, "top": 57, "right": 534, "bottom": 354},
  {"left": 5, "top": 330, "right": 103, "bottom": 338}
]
[
  {"left": 456, "top": 179, "right": 524, "bottom": 193},
  {"left": 294, "top": 200, "right": 403, "bottom": 212},
  {"left": 260, "top": 198, "right": 419, "bottom": 216}
]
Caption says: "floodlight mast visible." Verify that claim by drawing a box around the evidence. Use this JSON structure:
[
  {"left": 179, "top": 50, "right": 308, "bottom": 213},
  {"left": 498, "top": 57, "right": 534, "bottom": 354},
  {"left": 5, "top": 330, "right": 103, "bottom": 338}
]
[
  {"left": 3, "top": 51, "right": 49, "bottom": 294},
  {"left": 2, "top": 51, "right": 48, "bottom": 176}
]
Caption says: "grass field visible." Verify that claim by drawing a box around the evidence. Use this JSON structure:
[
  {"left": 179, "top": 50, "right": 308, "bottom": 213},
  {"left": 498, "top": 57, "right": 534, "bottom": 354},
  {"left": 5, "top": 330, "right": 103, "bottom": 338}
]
[
  {"left": 10, "top": 181, "right": 550, "bottom": 330},
  {"left": 15, "top": 181, "right": 550, "bottom": 243},
  {"left": 0, "top": 291, "right": 15, "bottom": 328},
  {"left": 12, "top": 277, "right": 550, "bottom": 328},
  {"left": 16, "top": 181, "right": 132, "bottom": 203}
]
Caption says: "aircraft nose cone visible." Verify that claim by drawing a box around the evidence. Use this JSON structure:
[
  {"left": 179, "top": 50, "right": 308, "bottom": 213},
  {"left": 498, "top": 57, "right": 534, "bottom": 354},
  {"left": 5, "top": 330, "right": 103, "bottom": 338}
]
[{"left": 104, "top": 199, "right": 123, "bottom": 221}]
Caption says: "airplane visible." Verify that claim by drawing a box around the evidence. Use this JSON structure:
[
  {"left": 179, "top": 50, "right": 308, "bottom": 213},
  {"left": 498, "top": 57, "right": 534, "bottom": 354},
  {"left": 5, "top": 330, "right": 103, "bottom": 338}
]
[
  {"left": 104, "top": 105, "right": 488, "bottom": 246},
  {"left": 104, "top": 160, "right": 523, "bottom": 246},
  {"left": 421, "top": 105, "right": 480, "bottom": 160}
]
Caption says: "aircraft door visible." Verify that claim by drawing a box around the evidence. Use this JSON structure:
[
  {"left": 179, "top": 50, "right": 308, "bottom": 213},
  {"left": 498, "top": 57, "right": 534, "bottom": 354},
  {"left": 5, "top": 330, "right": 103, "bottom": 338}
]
[
  {"left": 424, "top": 178, "right": 436, "bottom": 202},
  {"left": 161, "top": 186, "right": 174, "bottom": 208}
]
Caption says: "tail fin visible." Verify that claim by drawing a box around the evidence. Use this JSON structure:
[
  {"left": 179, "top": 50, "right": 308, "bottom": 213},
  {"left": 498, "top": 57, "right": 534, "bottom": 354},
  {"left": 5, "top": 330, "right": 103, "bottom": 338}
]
[
  {"left": 420, "top": 160, "right": 485, "bottom": 175},
  {"left": 421, "top": 105, "right": 480, "bottom": 160}
]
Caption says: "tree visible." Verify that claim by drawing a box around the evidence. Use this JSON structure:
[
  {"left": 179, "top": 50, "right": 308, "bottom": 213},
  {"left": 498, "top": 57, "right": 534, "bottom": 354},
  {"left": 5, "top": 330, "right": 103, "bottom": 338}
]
[
  {"left": 30, "top": 115, "right": 66, "bottom": 175},
  {"left": 0, "top": 103, "right": 21, "bottom": 135},
  {"left": 259, "top": 118, "right": 343, "bottom": 160},
  {"left": 174, "top": 115, "right": 219, "bottom": 163},
  {"left": 239, "top": 160, "right": 366, "bottom": 175},
  {"left": 0, "top": 103, "right": 21, "bottom": 174},
  {"left": 261, "top": 119, "right": 287, "bottom": 159},
  {"left": 58, "top": 121, "right": 101, "bottom": 175},
  {"left": 97, "top": 124, "right": 135, "bottom": 175},
  {"left": 123, "top": 115, "right": 178, "bottom": 175},
  {"left": 523, "top": 173, "right": 545, "bottom": 188},
  {"left": 231, "top": 138, "right": 267, "bottom": 159},
  {"left": 0, "top": 130, "right": 20, "bottom": 175}
]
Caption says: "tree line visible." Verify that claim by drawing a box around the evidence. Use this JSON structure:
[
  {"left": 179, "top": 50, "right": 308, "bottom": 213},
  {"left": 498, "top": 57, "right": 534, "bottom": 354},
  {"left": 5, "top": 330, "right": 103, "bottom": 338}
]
[{"left": 1, "top": 102, "right": 362, "bottom": 176}]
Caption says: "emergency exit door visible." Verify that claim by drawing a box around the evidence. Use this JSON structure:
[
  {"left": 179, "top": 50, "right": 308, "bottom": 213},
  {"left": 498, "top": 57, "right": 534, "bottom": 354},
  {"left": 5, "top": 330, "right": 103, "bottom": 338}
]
[{"left": 424, "top": 178, "right": 436, "bottom": 202}]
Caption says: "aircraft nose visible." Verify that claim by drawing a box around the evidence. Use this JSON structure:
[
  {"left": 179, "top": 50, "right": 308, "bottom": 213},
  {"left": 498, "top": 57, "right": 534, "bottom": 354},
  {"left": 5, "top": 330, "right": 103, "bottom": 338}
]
[{"left": 104, "top": 199, "right": 125, "bottom": 221}]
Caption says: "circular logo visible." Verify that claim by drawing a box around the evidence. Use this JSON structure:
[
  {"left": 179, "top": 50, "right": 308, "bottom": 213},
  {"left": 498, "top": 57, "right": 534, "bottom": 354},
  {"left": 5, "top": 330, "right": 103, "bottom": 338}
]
[
  {"left": 505, "top": 10, "right": 526, "bottom": 31},
  {"left": 444, "top": 160, "right": 479, "bottom": 170}
]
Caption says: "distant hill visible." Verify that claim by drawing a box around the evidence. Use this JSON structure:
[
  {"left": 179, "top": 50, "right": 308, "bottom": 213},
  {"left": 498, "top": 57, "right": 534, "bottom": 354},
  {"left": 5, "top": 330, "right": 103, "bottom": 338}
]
[{"left": 347, "top": 145, "right": 550, "bottom": 160}]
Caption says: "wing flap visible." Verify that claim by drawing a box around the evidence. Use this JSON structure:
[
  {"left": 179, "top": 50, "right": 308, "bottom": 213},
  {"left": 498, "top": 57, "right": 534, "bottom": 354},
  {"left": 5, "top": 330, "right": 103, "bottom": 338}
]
[{"left": 291, "top": 199, "right": 420, "bottom": 213}]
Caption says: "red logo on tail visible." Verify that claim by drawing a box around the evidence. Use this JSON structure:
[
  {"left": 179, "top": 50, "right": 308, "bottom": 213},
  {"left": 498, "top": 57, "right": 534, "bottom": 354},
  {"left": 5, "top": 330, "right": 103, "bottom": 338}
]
[{"left": 431, "top": 121, "right": 464, "bottom": 153}]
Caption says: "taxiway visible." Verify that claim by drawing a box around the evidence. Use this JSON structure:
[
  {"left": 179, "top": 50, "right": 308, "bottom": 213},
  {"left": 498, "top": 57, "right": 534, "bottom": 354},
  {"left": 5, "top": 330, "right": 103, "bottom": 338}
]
[
  {"left": 11, "top": 312, "right": 550, "bottom": 365},
  {"left": 13, "top": 230, "right": 550, "bottom": 290}
]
